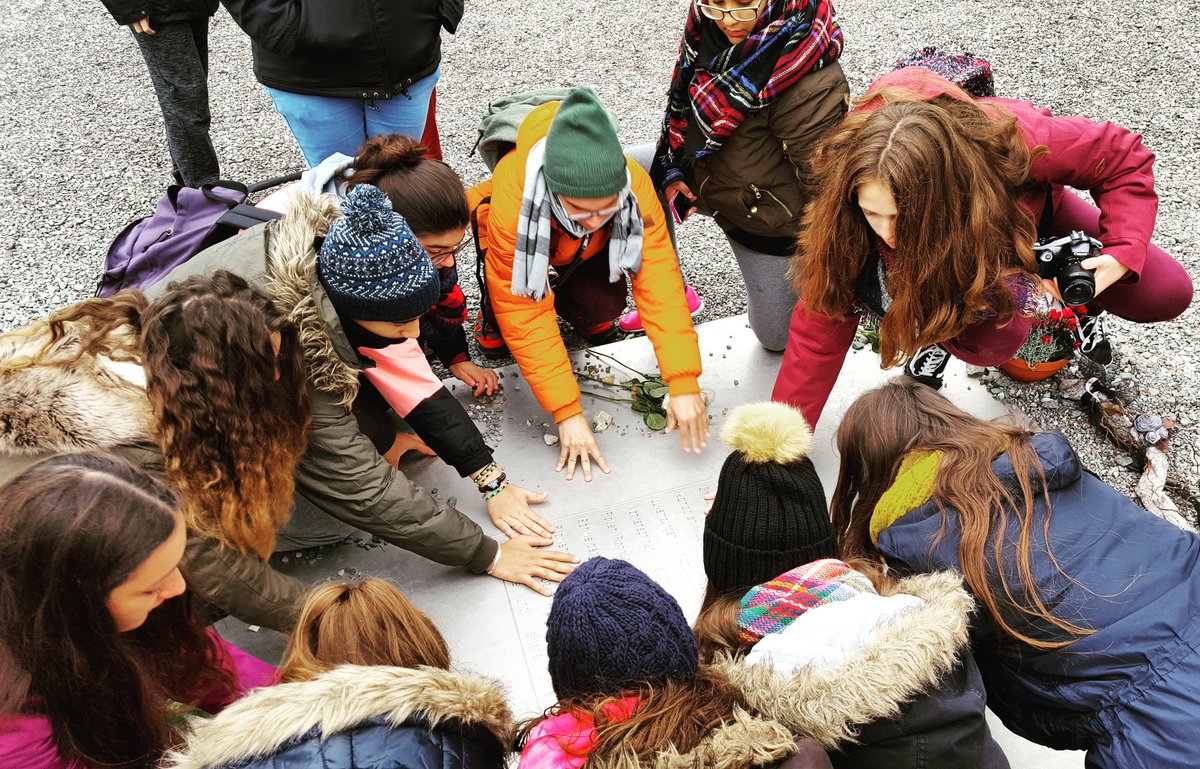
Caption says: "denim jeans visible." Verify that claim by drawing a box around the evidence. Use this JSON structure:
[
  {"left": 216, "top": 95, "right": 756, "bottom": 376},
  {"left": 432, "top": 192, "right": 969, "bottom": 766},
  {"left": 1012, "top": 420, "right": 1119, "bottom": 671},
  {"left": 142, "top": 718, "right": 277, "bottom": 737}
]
[{"left": 267, "top": 68, "right": 440, "bottom": 167}]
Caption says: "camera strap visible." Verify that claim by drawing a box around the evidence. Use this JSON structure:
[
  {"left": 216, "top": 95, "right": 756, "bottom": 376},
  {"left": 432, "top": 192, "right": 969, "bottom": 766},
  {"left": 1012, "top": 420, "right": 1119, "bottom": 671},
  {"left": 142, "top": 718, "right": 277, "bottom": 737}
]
[{"left": 1038, "top": 187, "right": 1055, "bottom": 236}]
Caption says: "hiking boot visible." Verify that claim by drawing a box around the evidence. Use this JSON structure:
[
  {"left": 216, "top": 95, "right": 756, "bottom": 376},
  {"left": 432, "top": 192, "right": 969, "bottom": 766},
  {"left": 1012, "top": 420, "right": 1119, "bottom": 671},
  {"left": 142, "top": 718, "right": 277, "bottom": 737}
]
[
  {"left": 618, "top": 284, "right": 705, "bottom": 333},
  {"left": 580, "top": 321, "right": 620, "bottom": 345},
  {"left": 904, "top": 344, "right": 951, "bottom": 390},
  {"left": 1075, "top": 309, "right": 1113, "bottom": 365},
  {"left": 473, "top": 310, "right": 509, "bottom": 358}
]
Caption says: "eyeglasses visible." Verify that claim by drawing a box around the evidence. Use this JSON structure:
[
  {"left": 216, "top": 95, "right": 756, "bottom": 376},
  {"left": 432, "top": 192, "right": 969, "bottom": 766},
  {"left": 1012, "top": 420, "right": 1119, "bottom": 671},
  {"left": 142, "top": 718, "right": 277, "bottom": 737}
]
[
  {"left": 561, "top": 203, "right": 622, "bottom": 223},
  {"left": 695, "top": 1, "right": 762, "bottom": 22},
  {"left": 422, "top": 234, "right": 472, "bottom": 260}
]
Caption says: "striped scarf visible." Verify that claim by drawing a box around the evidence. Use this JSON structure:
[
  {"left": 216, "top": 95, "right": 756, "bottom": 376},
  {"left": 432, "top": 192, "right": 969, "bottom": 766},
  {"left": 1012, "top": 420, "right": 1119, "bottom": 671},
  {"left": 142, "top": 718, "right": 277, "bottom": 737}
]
[
  {"left": 657, "top": 0, "right": 843, "bottom": 172},
  {"left": 512, "top": 138, "right": 643, "bottom": 301}
]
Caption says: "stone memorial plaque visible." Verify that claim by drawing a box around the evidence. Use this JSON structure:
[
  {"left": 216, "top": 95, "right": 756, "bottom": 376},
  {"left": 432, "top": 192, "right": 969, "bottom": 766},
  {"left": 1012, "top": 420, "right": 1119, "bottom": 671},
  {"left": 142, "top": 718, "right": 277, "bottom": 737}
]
[
  {"left": 503, "top": 481, "right": 715, "bottom": 707},
  {"left": 214, "top": 314, "right": 1079, "bottom": 767}
]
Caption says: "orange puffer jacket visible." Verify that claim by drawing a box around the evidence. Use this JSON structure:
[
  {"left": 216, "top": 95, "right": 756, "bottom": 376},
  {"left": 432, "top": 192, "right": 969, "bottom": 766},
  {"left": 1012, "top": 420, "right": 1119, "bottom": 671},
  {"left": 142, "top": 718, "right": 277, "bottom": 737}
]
[{"left": 472, "top": 101, "right": 701, "bottom": 424}]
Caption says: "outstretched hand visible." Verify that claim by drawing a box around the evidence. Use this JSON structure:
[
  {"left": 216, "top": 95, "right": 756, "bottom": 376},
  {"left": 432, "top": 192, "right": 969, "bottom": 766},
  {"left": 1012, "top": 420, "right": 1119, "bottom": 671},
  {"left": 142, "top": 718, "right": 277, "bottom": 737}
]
[
  {"left": 555, "top": 413, "right": 612, "bottom": 481},
  {"left": 665, "top": 392, "right": 708, "bottom": 453},
  {"left": 485, "top": 483, "right": 553, "bottom": 538},
  {"left": 490, "top": 535, "right": 579, "bottom": 596},
  {"left": 450, "top": 360, "right": 500, "bottom": 397}
]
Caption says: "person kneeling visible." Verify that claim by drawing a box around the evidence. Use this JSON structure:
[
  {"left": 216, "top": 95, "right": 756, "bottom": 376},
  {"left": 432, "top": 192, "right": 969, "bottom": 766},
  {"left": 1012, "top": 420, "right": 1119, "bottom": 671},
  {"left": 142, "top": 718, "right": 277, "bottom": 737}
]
[{"left": 473, "top": 87, "right": 709, "bottom": 480}]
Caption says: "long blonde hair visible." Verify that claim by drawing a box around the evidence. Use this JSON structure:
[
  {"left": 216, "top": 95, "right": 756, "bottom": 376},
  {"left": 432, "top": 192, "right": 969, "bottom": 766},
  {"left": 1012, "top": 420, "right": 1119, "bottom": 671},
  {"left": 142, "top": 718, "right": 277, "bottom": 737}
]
[{"left": 277, "top": 578, "right": 451, "bottom": 683}]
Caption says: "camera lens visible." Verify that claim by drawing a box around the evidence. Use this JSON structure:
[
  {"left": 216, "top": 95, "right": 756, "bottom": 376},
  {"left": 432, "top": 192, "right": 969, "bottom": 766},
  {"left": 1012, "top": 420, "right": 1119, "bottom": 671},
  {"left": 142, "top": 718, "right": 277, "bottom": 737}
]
[{"left": 1058, "top": 264, "right": 1096, "bottom": 305}]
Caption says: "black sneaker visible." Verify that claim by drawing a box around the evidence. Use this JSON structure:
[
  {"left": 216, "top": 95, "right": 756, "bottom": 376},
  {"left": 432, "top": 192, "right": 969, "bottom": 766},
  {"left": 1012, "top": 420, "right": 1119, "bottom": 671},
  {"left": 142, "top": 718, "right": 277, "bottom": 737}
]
[
  {"left": 905, "top": 344, "right": 950, "bottom": 390},
  {"left": 1075, "top": 310, "right": 1113, "bottom": 365}
]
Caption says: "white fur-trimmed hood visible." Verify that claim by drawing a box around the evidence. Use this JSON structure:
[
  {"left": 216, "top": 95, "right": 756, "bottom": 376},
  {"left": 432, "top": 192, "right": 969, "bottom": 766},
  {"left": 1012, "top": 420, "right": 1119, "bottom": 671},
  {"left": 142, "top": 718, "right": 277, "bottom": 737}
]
[
  {"left": 710, "top": 571, "right": 975, "bottom": 749},
  {"left": 164, "top": 665, "right": 516, "bottom": 769}
]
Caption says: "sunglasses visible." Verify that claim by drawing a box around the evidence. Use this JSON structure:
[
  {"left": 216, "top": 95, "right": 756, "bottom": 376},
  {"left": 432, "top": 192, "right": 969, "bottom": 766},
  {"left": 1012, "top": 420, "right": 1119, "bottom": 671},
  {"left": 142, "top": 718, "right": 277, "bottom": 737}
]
[{"left": 695, "top": 1, "right": 762, "bottom": 22}]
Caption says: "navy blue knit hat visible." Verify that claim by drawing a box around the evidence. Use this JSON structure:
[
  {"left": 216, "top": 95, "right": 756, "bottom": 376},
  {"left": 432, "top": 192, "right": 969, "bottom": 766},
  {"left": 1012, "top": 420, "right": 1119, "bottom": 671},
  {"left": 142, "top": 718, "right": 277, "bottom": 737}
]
[
  {"left": 546, "top": 557, "right": 699, "bottom": 700},
  {"left": 318, "top": 185, "right": 440, "bottom": 322}
]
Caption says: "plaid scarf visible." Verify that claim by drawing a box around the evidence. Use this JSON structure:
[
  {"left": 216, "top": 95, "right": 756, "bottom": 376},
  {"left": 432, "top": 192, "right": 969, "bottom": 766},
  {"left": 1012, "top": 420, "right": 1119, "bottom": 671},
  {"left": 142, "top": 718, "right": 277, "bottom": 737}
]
[{"left": 657, "top": 0, "right": 843, "bottom": 173}]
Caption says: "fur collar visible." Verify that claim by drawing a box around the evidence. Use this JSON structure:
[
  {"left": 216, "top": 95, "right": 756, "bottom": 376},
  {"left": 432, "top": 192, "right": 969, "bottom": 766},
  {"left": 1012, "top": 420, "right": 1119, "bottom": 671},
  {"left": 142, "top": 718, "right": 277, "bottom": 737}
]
[
  {"left": 164, "top": 665, "right": 516, "bottom": 769},
  {"left": 0, "top": 325, "right": 151, "bottom": 455},
  {"left": 623, "top": 709, "right": 796, "bottom": 769},
  {"left": 262, "top": 192, "right": 363, "bottom": 408},
  {"left": 710, "top": 571, "right": 974, "bottom": 749}
]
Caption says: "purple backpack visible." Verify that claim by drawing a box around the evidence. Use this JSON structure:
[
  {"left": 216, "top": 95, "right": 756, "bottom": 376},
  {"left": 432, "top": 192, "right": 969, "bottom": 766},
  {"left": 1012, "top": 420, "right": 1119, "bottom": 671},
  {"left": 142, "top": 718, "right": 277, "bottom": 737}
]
[
  {"left": 97, "top": 181, "right": 282, "bottom": 297},
  {"left": 894, "top": 47, "right": 995, "bottom": 98}
]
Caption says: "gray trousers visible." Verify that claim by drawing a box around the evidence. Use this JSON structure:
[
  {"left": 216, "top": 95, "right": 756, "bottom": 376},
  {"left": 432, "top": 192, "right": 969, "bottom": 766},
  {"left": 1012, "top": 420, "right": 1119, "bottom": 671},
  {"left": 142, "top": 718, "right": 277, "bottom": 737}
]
[
  {"left": 133, "top": 19, "right": 220, "bottom": 186},
  {"left": 625, "top": 144, "right": 797, "bottom": 352}
]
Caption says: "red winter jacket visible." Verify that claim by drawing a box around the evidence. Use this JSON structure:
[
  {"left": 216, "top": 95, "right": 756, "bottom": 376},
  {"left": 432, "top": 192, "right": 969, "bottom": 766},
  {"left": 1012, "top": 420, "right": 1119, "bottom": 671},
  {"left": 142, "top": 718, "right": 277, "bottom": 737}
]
[{"left": 773, "top": 67, "right": 1159, "bottom": 427}]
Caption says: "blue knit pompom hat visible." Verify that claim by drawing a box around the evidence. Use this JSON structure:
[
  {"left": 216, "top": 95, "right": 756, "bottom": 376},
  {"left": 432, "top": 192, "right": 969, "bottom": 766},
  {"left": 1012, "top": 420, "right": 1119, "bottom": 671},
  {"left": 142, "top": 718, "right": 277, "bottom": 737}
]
[
  {"left": 318, "top": 184, "right": 440, "bottom": 322},
  {"left": 546, "top": 557, "right": 699, "bottom": 700}
]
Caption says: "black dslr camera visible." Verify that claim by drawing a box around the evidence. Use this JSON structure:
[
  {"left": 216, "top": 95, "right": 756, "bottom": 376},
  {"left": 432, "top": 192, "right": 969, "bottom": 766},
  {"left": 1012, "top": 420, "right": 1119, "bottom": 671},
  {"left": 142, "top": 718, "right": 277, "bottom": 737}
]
[{"left": 1032, "top": 230, "right": 1101, "bottom": 306}]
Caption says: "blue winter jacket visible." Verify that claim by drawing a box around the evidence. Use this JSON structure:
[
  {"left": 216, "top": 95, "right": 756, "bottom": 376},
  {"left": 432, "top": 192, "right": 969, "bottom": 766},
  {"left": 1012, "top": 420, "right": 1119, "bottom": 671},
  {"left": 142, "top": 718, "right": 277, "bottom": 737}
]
[
  {"left": 164, "top": 665, "right": 513, "bottom": 769},
  {"left": 875, "top": 432, "right": 1200, "bottom": 769}
]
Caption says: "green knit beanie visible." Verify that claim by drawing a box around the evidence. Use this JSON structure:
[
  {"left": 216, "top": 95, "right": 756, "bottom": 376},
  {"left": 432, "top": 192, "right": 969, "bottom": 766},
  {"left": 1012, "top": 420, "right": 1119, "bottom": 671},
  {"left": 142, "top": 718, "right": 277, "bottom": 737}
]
[{"left": 543, "top": 87, "right": 626, "bottom": 199}]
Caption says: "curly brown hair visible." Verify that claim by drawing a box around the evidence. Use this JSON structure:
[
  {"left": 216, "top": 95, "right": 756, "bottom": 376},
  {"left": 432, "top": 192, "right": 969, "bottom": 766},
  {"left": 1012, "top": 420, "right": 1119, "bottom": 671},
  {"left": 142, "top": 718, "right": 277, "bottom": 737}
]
[
  {"left": 140, "top": 272, "right": 311, "bottom": 558},
  {"left": 793, "top": 86, "right": 1045, "bottom": 367}
]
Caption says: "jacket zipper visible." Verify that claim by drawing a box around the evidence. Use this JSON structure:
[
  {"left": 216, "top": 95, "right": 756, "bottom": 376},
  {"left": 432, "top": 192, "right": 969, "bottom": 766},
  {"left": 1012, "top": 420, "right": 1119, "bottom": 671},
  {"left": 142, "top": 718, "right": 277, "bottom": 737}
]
[{"left": 749, "top": 184, "right": 794, "bottom": 219}]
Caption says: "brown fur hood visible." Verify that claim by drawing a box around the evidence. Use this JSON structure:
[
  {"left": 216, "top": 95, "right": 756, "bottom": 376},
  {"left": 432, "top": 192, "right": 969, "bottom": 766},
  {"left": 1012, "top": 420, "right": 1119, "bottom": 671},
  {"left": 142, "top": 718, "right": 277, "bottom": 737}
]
[
  {"left": 584, "top": 707, "right": 798, "bottom": 769},
  {"left": 0, "top": 323, "right": 151, "bottom": 458},
  {"left": 709, "top": 571, "right": 975, "bottom": 749},
  {"left": 262, "top": 191, "right": 363, "bottom": 408},
  {"left": 164, "top": 665, "right": 516, "bottom": 769}
]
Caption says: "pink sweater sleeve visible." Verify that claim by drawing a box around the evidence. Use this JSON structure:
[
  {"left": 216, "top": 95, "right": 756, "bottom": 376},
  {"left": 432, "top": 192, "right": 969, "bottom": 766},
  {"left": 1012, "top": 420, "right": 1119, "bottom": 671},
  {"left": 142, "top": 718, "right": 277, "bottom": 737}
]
[
  {"left": 772, "top": 300, "right": 859, "bottom": 428},
  {"left": 194, "top": 632, "right": 276, "bottom": 714}
]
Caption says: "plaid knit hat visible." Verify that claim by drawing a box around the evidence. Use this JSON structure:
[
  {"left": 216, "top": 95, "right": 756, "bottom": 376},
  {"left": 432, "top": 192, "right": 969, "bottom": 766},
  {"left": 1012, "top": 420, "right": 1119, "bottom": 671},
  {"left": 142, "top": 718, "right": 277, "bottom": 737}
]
[
  {"left": 546, "top": 557, "right": 699, "bottom": 700},
  {"left": 543, "top": 87, "right": 627, "bottom": 199},
  {"left": 736, "top": 559, "right": 875, "bottom": 646},
  {"left": 704, "top": 402, "right": 835, "bottom": 595},
  {"left": 318, "top": 184, "right": 440, "bottom": 322}
]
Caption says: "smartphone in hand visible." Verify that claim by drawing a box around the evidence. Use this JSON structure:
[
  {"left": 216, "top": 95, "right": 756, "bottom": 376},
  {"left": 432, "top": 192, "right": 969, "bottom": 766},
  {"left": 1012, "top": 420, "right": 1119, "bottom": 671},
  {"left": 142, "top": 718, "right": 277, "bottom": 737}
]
[{"left": 668, "top": 191, "right": 694, "bottom": 224}]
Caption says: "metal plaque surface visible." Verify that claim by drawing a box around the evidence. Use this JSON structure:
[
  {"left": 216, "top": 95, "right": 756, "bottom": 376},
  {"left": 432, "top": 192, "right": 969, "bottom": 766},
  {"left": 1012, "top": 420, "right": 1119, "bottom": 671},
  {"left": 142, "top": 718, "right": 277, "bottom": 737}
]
[{"left": 215, "top": 315, "right": 1078, "bottom": 767}]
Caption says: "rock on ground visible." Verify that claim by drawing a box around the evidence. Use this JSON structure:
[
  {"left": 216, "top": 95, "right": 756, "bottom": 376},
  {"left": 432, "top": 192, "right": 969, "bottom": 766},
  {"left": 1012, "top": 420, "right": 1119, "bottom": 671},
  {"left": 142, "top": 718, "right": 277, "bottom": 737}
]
[{"left": 1, "top": 0, "right": 1196, "bottom": 499}]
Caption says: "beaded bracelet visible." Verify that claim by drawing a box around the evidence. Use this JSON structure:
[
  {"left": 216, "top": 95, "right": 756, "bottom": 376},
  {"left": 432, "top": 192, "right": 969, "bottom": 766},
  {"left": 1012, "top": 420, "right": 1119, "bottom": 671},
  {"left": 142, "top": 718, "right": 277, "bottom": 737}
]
[
  {"left": 473, "top": 461, "right": 500, "bottom": 489},
  {"left": 484, "top": 479, "right": 510, "bottom": 501},
  {"left": 477, "top": 472, "right": 508, "bottom": 496}
]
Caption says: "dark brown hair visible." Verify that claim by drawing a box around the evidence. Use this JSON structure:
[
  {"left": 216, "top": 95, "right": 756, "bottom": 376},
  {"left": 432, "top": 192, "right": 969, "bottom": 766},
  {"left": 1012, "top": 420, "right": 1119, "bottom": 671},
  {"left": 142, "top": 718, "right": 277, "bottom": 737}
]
[
  {"left": 793, "top": 88, "right": 1045, "bottom": 367},
  {"left": 346, "top": 134, "right": 469, "bottom": 235},
  {"left": 141, "top": 272, "right": 311, "bottom": 558},
  {"left": 830, "top": 378, "right": 1093, "bottom": 649},
  {"left": 277, "top": 578, "right": 450, "bottom": 683},
  {"left": 516, "top": 668, "right": 754, "bottom": 765},
  {"left": 0, "top": 453, "right": 232, "bottom": 768}
]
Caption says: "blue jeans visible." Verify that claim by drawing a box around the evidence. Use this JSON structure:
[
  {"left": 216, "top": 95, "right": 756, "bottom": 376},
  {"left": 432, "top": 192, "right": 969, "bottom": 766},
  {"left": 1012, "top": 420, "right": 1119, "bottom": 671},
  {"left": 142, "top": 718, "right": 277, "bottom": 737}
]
[{"left": 267, "top": 68, "right": 440, "bottom": 167}]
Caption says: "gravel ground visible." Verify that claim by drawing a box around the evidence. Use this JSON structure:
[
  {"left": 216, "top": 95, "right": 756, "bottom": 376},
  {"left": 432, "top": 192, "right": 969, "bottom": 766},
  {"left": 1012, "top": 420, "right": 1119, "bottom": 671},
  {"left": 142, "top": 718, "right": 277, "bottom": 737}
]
[{"left": 1, "top": 0, "right": 1196, "bottom": 509}]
